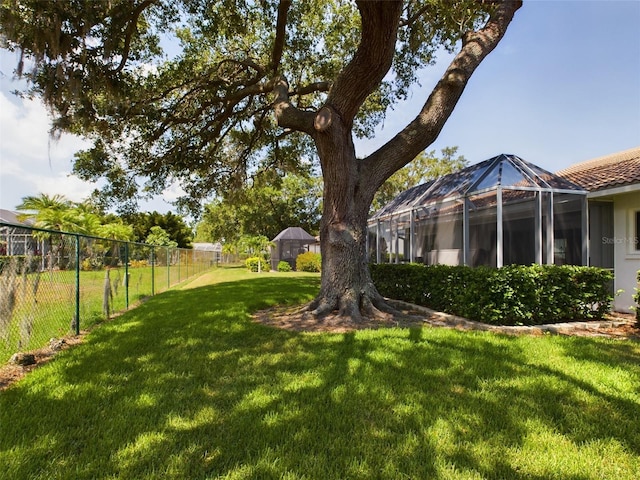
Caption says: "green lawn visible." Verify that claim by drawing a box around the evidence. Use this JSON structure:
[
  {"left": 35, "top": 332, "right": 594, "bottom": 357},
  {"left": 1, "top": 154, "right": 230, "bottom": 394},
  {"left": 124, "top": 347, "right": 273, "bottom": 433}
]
[
  {"left": 1, "top": 267, "right": 639, "bottom": 479},
  {"left": 0, "top": 261, "right": 212, "bottom": 364}
]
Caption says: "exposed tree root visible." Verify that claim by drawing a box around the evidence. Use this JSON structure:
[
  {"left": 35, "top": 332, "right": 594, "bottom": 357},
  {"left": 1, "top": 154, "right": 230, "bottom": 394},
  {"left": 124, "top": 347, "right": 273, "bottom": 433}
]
[
  {"left": 301, "top": 289, "right": 404, "bottom": 325},
  {"left": 254, "top": 302, "right": 640, "bottom": 338}
]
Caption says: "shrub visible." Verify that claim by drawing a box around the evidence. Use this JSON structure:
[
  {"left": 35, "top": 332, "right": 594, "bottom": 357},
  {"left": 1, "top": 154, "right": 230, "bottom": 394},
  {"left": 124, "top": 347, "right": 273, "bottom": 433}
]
[
  {"left": 0, "top": 255, "right": 12, "bottom": 274},
  {"left": 370, "top": 263, "right": 614, "bottom": 325},
  {"left": 129, "top": 259, "right": 149, "bottom": 268},
  {"left": 245, "top": 256, "right": 267, "bottom": 272},
  {"left": 81, "top": 258, "right": 94, "bottom": 271},
  {"left": 0, "top": 255, "right": 40, "bottom": 274},
  {"left": 277, "top": 261, "right": 292, "bottom": 272},
  {"left": 296, "top": 252, "right": 321, "bottom": 272}
]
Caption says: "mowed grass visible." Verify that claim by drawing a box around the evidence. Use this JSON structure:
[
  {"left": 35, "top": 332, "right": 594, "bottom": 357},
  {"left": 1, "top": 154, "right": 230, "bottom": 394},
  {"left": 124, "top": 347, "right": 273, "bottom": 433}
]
[
  {"left": 1, "top": 266, "right": 639, "bottom": 479},
  {"left": 0, "top": 262, "right": 211, "bottom": 364}
]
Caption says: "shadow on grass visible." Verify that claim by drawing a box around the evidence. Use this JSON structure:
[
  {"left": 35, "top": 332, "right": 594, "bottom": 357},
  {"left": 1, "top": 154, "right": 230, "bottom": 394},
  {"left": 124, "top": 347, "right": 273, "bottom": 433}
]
[{"left": 1, "top": 274, "right": 639, "bottom": 479}]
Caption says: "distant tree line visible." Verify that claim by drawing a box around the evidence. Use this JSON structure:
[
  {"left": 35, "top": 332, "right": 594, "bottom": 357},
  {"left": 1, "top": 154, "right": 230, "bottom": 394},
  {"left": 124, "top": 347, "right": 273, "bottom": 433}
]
[
  {"left": 13, "top": 147, "right": 464, "bottom": 254},
  {"left": 14, "top": 194, "right": 192, "bottom": 248},
  {"left": 193, "top": 146, "right": 467, "bottom": 246}
]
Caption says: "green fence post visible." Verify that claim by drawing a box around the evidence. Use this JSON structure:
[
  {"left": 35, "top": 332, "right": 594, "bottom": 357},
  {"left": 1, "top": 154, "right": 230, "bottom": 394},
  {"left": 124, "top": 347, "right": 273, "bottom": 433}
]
[
  {"left": 125, "top": 242, "right": 129, "bottom": 309},
  {"left": 167, "top": 247, "right": 171, "bottom": 290},
  {"left": 151, "top": 246, "right": 155, "bottom": 296},
  {"left": 177, "top": 249, "right": 181, "bottom": 285},
  {"left": 75, "top": 234, "right": 80, "bottom": 336}
]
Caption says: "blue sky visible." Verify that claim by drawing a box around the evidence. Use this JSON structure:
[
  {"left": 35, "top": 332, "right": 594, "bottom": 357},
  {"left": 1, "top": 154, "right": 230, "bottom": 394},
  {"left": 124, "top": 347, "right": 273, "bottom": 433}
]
[{"left": 1, "top": 0, "right": 639, "bottom": 214}]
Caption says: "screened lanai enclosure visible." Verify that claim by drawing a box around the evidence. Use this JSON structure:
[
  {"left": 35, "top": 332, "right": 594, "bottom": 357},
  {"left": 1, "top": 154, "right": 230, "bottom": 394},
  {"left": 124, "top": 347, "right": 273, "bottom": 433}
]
[{"left": 368, "top": 154, "right": 588, "bottom": 268}]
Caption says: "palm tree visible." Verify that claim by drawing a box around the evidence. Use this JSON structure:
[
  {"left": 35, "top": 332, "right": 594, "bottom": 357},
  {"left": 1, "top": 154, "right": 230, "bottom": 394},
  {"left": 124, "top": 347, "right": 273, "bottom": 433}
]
[
  {"left": 16, "top": 194, "right": 72, "bottom": 268},
  {"left": 96, "top": 221, "right": 134, "bottom": 267},
  {"left": 73, "top": 201, "right": 103, "bottom": 236},
  {"left": 16, "top": 193, "right": 100, "bottom": 269},
  {"left": 16, "top": 193, "right": 71, "bottom": 227}
]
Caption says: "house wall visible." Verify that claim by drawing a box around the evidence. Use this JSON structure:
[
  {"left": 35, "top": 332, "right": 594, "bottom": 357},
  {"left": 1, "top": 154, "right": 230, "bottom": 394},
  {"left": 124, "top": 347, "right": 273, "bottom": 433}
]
[{"left": 610, "top": 191, "right": 640, "bottom": 312}]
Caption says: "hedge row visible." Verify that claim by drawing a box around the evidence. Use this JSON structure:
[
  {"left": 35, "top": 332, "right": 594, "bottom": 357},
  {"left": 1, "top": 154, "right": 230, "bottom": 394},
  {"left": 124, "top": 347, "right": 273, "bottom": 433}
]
[{"left": 370, "top": 263, "right": 614, "bottom": 325}]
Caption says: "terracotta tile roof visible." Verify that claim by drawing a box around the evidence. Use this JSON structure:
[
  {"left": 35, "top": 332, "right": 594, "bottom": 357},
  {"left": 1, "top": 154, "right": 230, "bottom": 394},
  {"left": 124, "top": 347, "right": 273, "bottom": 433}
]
[{"left": 556, "top": 146, "right": 640, "bottom": 192}]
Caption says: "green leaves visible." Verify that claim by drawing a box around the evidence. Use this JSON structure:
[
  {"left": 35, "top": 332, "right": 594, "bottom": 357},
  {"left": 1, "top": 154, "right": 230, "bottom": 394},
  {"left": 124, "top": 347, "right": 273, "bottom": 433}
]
[
  {"left": 194, "top": 172, "right": 321, "bottom": 244},
  {"left": 145, "top": 225, "right": 178, "bottom": 247},
  {"left": 1, "top": 0, "right": 493, "bottom": 213},
  {"left": 296, "top": 252, "right": 321, "bottom": 273},
  {"left": 370, "top": 263, "right": 615, "bottom": 325}
]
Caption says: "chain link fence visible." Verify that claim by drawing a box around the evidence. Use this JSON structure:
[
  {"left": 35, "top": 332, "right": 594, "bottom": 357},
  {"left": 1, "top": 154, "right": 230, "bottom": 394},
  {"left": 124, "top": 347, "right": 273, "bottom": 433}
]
[{"left": 0, "top": 222, "right": 222, "bottom": 364}]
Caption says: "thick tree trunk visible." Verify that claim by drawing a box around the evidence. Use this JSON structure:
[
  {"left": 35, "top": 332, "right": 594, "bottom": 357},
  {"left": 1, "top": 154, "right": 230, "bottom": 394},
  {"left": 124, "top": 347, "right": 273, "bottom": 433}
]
[
  {"left": 311, "top": 207, "right": 392, "bottom": 322},
  {"left": 308, "top": 111, "right": 392, "bottom": 322},
  {"left": 272, "top": 1, "right": 522, "bottom": 323}
]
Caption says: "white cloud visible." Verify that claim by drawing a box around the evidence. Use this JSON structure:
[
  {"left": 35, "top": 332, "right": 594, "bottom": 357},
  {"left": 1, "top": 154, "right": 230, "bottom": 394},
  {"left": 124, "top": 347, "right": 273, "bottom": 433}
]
[
  {"left": 0, "top": 91, "right": 94, "bottom": 208},
  {"left": 31, "top": 172, "right": 98, "bottom": 203},
  {"left": 0, "top": 92, "right": 89, "bottom": 168},
  {"left": 160, "top": 182, "right": 186, "bottom": 202},
  {"left": 0, "top": 89, "right": 177, "bottom": 213}
]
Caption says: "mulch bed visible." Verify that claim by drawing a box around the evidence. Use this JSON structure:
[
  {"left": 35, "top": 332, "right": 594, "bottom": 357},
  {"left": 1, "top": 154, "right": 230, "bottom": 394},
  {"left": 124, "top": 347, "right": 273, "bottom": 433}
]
[
  {"left": 252, "top": 302, "right": 640, "bottom": 340},
  {"left": 0, "top": 333, "right": 86, "bottom": 391}
]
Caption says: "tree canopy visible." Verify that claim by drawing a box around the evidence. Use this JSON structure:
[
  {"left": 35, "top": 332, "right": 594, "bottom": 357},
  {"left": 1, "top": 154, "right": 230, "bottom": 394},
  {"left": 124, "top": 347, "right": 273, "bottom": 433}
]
[
  {"left": 2, "top": 0, "right": 516, "bottom": 211},
  {"left": 144, "top": 225, "right": 178, "bottom": 248},
  {"left": 120, "top": 211, "right": 193, "bottom": 247},
  {"left": 16, "top": 193, "right": 131, "bottom": 239},
  {"left": 1, "top": 0, "right": 522, "bottom": 320},
  {"left": 194, "top": 172, "right": 321, "bottom": 244},
  {"left": 14, "top": 193, "right": 191, "bottom": 247}
]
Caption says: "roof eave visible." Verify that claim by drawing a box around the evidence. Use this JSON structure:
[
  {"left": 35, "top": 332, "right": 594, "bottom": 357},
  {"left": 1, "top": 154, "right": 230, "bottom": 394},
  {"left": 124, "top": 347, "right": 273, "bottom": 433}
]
[{"left": 587, "top": 183, "right": 640, "bottom": 199}]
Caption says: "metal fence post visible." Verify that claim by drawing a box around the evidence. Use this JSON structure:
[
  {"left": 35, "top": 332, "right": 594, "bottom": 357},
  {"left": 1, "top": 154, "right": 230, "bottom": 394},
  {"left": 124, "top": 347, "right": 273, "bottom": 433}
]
[
  {"left": 125, "top": 242, "right": 129, "bottom": 309},
  {"left": 177, "top": 248, "right": 181, "bottom": 285},
  {"left": 0, "top": 220, "right": 224, "bottom": 365},
  {"left": 75, "top": 234, "right": 80, "bottom": 336},
  {"left": 151, "top": 246, "right": 155, "bottom": 296}
]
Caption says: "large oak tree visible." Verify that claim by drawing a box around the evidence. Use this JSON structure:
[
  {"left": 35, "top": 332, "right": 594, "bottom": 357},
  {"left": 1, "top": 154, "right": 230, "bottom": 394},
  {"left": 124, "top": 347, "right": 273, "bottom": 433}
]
[{"left": 1, "top": 0, "right": 522, "bottom": 321}]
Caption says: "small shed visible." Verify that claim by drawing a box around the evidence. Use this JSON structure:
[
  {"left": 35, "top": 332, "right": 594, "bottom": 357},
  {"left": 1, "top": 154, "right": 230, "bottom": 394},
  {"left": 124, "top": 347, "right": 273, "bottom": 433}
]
[
  {"left": 270, "top": 227, "right": 317, "bottom": 270},
  {"left": 192, "top": 242, "right": 223, "bottom": 264}
]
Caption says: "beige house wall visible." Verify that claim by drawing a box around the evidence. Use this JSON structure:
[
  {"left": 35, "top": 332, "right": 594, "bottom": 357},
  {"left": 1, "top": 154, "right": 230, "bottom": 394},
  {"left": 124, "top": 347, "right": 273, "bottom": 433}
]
[{"left": 611, "top": 191, "right": 640, "bottom": 312}]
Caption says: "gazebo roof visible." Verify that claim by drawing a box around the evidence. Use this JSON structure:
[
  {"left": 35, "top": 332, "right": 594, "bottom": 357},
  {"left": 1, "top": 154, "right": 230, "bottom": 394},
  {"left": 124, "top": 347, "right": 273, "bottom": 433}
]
[
  {"left": 272, "top": 227, "right": 316, "bottom": 242},
  {"left": 371, "top": 154, "right": 586, "bottom": 220}
]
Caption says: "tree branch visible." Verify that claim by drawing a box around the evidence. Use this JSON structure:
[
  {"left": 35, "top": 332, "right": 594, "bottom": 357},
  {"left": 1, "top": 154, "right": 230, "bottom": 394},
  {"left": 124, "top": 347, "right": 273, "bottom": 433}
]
[
  {"left": 292, "top": 81, "right": 331, "bottom": 97},
  {"left": 110, "top": 0, "right": 157, "bottom": 75},
  {"left": 273, "top": 76, "right": 316, "bottom": 134},
  {"left": 216, "top": 58, "right": 265, "bottom": 87},
  {"left": 399, "top": 3, "right": 431, "bottom": 28},
  {"left": 271, "top": 0, "right": 291, "bottom": 74},
  {"left": 327, "top": 0, "right": 403, "bottom": 125},
  {"left": 363, "top": 0, "right": 522, "bottom": 190}
]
